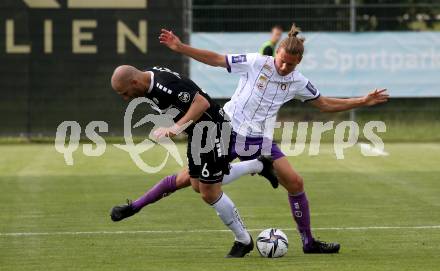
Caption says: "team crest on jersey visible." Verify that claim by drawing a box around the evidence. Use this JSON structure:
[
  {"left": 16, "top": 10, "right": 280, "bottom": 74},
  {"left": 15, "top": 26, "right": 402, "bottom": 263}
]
[
  {"left": 178, "top": 92, "right": 191, "bottom": 103},
  {"left": 280, "top": 83, "right": 288, "bottom": 91},
  {"left": 257, "top": 75, "right": 268, "bottom": 90},
  {"left": 231, "top": 55, "right": 247, "bottom": 63}
]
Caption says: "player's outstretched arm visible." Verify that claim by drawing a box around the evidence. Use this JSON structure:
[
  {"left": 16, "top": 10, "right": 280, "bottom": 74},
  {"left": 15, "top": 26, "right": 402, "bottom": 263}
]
[
  {"left": 310, "top": 88, "right": 389, "bottom": 113},
  {"left": 159, "top": 29, "right": 227, "bottom": 68}
]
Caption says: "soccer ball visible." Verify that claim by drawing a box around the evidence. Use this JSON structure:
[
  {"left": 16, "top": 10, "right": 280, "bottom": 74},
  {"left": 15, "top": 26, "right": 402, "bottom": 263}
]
[{"left": 256, "top": 228, "right": 289, "bottom": 258}]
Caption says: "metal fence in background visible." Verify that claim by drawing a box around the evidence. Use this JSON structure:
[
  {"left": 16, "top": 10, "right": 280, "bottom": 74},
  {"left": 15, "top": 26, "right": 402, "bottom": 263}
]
[{"left": 193, "top": 0, "right": 440, "bottom": 32}]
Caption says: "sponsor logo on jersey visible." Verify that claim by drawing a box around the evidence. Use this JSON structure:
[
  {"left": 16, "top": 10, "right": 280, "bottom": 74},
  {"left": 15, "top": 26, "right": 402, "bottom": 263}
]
[
  {"left": 152, "top": 98, "right": 159, "bottom": 104},
  {"left": 231, "top": 54, "right": 247, "bottom": 63},
  {"left": 262, "top": 64, "right": 274, "bottom": 77},
  {"left": 257, "top": 75, "right": 268, "bottom": 90},
  {"left": 178, "top": 92, "right": 191, "bottom": 103},
  {"left": 306, "top": 81, "right": 318, "bottom": 95}
]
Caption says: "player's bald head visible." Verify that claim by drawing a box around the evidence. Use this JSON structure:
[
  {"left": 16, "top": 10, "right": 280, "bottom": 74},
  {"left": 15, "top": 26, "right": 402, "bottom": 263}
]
[
  {"left": 110, "top": 65, "right": 150, "bottom": 100},
  {"left": 111, "top": 65, "right": 139, "bottom": 92}
]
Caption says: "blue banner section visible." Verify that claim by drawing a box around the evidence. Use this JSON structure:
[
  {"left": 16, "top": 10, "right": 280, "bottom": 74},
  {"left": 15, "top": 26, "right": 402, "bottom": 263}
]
[{"left": 190, "top": 32, "right": 440, "bottom": 98}]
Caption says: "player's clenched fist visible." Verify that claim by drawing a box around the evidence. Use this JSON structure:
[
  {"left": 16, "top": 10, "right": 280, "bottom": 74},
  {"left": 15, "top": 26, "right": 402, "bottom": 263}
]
[{"left": 159, "top": 29, "right": 182, "bottom": 51}]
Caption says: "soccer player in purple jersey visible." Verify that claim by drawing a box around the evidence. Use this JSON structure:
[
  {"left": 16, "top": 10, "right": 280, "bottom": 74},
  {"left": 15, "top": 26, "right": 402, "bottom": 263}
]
[{"left": 111, "top": 24, "right": 388, "bottom": 254}]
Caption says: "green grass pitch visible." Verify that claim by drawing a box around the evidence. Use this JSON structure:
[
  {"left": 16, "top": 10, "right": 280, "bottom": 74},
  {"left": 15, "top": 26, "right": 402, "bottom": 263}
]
[{"left": 1, "top": 143, "right": 439, "bottom": 270}]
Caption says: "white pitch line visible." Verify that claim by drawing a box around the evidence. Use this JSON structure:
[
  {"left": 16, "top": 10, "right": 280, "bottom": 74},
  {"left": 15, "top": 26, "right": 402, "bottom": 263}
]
[{"left": 1, "top": 225, "right": 440, "bottom": 237}]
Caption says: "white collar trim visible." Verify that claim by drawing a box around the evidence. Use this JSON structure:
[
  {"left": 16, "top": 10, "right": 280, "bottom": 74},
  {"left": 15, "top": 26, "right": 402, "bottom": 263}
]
[{"left": 147, "top": 71, "right": 154, "bottom": 93}]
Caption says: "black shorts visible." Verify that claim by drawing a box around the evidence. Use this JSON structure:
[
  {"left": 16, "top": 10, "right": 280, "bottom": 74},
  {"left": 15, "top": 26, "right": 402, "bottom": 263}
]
[{"left": 187, "top": 121, "right": 232, "bottom": 184}]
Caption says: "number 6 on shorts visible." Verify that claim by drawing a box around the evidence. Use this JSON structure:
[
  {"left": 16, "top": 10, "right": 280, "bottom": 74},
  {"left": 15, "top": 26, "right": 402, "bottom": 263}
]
[{"left": 201, "top": 163, "right": 210, "bottom": 178}]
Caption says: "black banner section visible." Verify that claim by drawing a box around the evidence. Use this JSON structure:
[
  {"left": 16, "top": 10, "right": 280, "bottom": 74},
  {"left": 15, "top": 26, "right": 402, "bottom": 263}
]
[{"left": 0, "top": 0, "right": 190, "bottom": 137}]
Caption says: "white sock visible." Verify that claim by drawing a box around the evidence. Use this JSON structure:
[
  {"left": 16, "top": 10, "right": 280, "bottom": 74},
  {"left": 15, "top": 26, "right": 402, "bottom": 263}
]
[
  {"left": 222, "top": 159, "right": 263, "bottom": 185},
  {"left": 211, "top": 192, "right": 251, "bottom": 244}
]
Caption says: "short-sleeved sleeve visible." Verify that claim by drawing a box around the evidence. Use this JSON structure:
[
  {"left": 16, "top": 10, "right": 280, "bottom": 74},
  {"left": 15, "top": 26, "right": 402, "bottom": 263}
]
[
  {"left": 295, "top": 80, "right": 321, "bottom": 102},
  {"left": 225, "top": 53, "right": 259, "bottom": 74}
]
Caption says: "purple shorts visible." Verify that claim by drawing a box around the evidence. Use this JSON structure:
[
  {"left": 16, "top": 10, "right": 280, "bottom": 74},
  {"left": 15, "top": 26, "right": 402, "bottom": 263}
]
[{"left": 228, "top": 132, "right": 285, "bottom": 162}]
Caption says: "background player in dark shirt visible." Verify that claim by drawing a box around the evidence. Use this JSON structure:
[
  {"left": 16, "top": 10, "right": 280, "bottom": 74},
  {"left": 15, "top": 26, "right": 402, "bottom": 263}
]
[
  {"left": 259, "top": 25, "right": 283, "bottom": 56},
  {"left": 110, "top": 65, "right": 259, "bottom": 257}
]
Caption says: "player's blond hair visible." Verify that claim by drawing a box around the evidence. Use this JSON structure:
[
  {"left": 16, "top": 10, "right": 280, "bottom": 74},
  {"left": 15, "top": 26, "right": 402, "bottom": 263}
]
[{"left": 278, "top": 23, "right": 305, "bottom": 57}]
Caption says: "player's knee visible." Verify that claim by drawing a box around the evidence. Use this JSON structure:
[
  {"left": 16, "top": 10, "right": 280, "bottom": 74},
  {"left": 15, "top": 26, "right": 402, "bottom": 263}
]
[
  {"left": 176, "top": 171, "right": 191, "bottom": 190},
  {"left": 292, "top": 174, "right": 304, "bottom": 192},
  {"left": 191, "top": 184, "right": 200, "bottom": 193},
  {"left": 189, "top": 180, "right": 200, "bottom": 193},
  {"left": 199, "top": 183, "right": 222, "bottom": 204},
  {"left": 200, "top": 192, "right": 210, "bottom": 203},
  {"left": 281, "top": 174, "right": 304, "bottom": 193},
  {"left": 200, "top": 191, "right": 217, "bottom": 204}
]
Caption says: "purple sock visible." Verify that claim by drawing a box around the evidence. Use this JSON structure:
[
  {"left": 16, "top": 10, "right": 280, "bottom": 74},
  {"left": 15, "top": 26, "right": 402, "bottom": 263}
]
[
  {"left": 131, "top": 175, "right": 177, "bottom": 211},
  {"left": 288, "top": 191, "right": 314, "bottom": 248}
]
